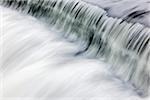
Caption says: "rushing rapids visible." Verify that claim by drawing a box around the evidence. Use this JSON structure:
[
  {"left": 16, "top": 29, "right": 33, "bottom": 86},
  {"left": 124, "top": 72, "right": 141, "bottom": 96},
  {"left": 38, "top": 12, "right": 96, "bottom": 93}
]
[{"left": 0, "top": 0, "right": 150, "bottom": 97}]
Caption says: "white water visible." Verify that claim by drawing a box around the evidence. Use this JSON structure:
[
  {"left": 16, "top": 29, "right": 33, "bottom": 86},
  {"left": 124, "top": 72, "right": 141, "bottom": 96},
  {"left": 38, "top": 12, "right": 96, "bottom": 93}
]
[{"left": 0, "top": 0, "right": 150, "bottom": 99}]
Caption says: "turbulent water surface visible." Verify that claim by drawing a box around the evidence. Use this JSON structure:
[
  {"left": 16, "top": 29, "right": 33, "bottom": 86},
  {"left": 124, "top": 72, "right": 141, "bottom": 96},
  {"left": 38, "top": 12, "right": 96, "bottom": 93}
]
[{"left": 0, "top": 0, "right": 150, "bottom": 100}]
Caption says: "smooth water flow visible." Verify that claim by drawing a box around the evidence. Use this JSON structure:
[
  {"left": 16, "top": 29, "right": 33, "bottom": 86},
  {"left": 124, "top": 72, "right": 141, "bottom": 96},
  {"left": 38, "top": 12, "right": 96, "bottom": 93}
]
[{"left": 1, "top": 0, "right": 150, "bottom": 96}]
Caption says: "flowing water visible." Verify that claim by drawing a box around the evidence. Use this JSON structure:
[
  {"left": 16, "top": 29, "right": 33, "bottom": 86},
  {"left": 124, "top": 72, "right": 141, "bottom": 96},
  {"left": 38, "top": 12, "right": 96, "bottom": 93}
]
[{"left": 1, "top": 0, "right": 150, "bottom": 97}]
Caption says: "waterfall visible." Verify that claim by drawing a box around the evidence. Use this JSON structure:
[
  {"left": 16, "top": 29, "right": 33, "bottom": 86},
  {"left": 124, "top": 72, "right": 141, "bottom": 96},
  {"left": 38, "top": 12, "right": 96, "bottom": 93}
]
[{"left": 1, "top": 0, "right": 150, "bottom": 97}]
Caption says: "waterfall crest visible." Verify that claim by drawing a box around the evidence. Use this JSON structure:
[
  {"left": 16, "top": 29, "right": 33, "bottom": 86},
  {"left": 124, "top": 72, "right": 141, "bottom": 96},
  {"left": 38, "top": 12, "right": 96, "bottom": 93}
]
[{"left": 1, "top": 0, "right": 150, "bottom": 96}]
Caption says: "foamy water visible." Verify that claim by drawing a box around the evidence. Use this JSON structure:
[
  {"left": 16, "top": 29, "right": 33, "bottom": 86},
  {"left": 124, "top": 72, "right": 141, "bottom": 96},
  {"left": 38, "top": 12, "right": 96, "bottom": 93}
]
[{"left": 0, "top": 0, "right": 150, "bottom": 99}]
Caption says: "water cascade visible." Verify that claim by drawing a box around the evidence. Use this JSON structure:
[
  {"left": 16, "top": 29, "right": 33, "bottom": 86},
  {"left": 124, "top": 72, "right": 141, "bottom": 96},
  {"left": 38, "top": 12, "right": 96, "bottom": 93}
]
[{"left": 1, "top": 0, "right": 150, "bottom": 96}]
